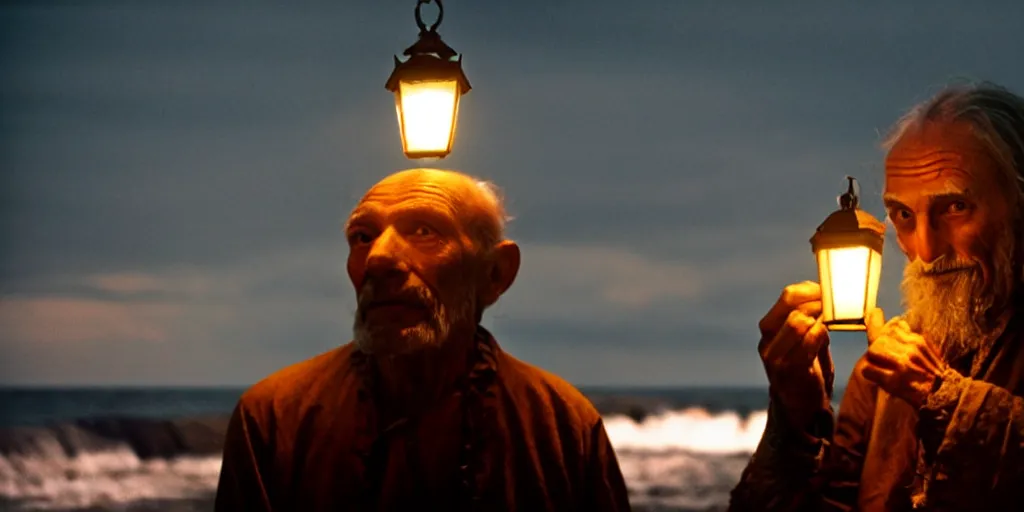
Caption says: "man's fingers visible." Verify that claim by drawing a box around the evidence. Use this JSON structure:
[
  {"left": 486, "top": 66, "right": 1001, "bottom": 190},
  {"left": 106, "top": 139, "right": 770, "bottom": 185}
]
[
  {"left": 795, "top": 300, "right": 823, "bottom": 318},
  {"left": 815, "top": 324, "right": 835, "bottom": 392},
  {"left": 900, "top": 329, "right": 944, "bottom": 370},
  {"left": 907, "top": 336, "right": 944, "bottom": 375},
  {"left": 760, "top": 301, "right": 821, "bottom": 348},
  {"left": 763, "top": 310, "right": 816, "bottom": 363},
  {"left": 861, "top": 364, "right": 892, "bottom": 387},
  {"left": 887, "top": 319, "right": 944, "bottom": 371},
  {"left": 865, "top": 346, "right": 900, "bottom": 370},
  {"left": 886, "top": 329, "right": 943, "bottom": 374},
  {"left": 913, "top": 351, "right": 943, "bottom": 376},
  {"left": 793, "top": 319, "right": 830, "bottom": 367},
  {"left": 759, "top": 282, "right": 822, "bottom": 337},
  {"left": 919, "top": 341, "right": 945, "bottom": 373},
  {"left": 866, "top": 307, "right": 886, "bottom": 344}
]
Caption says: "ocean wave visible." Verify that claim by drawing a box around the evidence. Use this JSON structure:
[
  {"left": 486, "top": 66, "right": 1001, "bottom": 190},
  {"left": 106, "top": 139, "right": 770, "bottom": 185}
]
[
  {"left": 604, "top": 407, "right": 767, "bottom": 454},
  {"left": 603, "top": 408, "right": 767, "bottom": 511},
  {"left": 0, "top": 418, "right": 227, "bottom": 511},
  {"left": 0, "top": 408, "right": 768, "bottom": 511}
]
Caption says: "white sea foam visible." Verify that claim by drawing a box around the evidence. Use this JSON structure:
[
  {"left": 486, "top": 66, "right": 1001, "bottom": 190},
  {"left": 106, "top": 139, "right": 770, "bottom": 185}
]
[
  {"left": 604, "top": 407, "right": 768, "bottom": 454},
  {"left": 604, "top": 407, "right": 767, "bottom": 509},
  {"left": 0, "top": 445, "right": 222, "bottom": 510}
]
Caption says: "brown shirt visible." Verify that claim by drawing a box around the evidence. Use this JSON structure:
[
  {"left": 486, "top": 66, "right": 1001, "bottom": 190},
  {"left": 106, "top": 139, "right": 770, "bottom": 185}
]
[
  {"left": 729, "top": 311, "right": 1024, "bottom": 511},
  {"left": 214, "top": 327, "right": 632, "bottom": 511}
]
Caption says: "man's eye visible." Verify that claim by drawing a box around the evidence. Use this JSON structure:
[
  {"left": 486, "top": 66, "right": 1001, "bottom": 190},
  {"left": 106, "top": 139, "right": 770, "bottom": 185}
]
[
  {"left": 413, "top": 225, "right": 436, "bottom": 237},
  {"left": 348, "top": 231, "right": 373, "bottom": 244},
  {"left": 948, "top": 201, "right": 969, "bottom": 213},
  {"left": 889, "top": 209, "right": 912, "bottom": 222}
]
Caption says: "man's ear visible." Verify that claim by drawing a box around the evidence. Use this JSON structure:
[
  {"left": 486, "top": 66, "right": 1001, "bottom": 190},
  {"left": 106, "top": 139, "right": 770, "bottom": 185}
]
[{"left": 480, "top": 240, "right": 520, "bottom": 308}]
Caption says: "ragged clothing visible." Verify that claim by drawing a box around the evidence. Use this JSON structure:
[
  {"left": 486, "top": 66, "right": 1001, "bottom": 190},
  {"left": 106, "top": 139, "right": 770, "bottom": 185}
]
[
  {"left": 214, "top": 327, "right": 632, "bottom": 511},
  {"left": 729, "top": 312, "right": 1024, "bottom": 511}
]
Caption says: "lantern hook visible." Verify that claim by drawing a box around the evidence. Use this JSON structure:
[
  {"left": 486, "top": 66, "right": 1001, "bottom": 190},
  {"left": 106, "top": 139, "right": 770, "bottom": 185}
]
[
  {"left": 402, "top": 0, "right": 457, "bottom": 61},
  {"left": 414, "top": 0, "right": 444, "bottom": 35},
  {"left": 839, "top": 175, "right": 860, "bottom": 210}
]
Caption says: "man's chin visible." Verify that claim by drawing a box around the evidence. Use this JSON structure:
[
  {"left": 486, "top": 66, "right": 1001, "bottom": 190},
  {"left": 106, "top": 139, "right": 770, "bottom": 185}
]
[{"left": 354, "top": 325, "right": 437, "bottom": 356}]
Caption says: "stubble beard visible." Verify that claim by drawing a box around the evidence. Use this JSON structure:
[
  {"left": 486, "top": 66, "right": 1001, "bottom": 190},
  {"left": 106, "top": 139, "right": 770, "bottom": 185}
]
[
  {"left": 353, "top": 279, "right": 477, "bottom": 357},
  {"left": 899, "top": 225, "right": 1017, "bottom": 361}
]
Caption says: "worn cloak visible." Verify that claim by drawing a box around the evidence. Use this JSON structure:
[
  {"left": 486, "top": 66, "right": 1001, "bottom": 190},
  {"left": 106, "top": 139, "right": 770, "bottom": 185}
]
[
  {"left": 729, "top": 309, "right": 1024, "bottom": 511},
  {"left": 214, "top": 327, "right": 632, "bottom": 511}
]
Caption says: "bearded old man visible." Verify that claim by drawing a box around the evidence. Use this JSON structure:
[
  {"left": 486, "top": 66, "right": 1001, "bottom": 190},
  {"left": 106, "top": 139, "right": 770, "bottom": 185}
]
[
  {"left": 730, "top": 82, "right": 1024, "bottom": 511},
  {"left": 214, "top": 169, "right": 631, "bottom": 511}
]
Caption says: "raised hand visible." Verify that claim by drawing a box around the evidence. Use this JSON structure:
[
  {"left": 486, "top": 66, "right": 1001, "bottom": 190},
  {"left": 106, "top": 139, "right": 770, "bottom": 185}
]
[
  {"left": 757, "top": 281, "right": 834, "bottom": 431},
  {"left": 862, "top": 308, "right": 943, "bottom": 409}
]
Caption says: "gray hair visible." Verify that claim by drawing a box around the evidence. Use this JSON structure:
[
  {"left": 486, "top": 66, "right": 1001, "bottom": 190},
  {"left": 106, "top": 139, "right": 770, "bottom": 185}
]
[
  {"left": 456, "top": 174, "right": 514, "bottom": 254},
  {"left": 471, "top": 178, "right": 511, "bottom": 247},
  {"left": 882, "top": 82, "right": 1024, "bottom": 215}
]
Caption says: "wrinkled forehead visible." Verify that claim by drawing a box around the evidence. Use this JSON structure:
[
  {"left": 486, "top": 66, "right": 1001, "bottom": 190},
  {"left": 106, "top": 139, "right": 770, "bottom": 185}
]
[
  {"left": 884, "top": 120, "right": 1003, "bottom": 194},
  {"left": 348, "top": 170, "right": 482, "bottom": 225}
]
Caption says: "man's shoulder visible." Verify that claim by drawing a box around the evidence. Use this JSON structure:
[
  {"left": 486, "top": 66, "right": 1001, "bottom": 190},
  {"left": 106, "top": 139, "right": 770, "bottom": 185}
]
[
  {"left": 496, "top": 349, "right": 602, "bottom": 425},
  {"left": 238, "top": 342, "right": 357, "bottom": 413}
]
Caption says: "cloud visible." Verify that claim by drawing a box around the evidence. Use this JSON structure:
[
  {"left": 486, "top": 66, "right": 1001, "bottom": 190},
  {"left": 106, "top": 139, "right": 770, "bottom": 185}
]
[
  {"left": 498, "top": 336, "right": 770, "bottom": 387},
  {"left": 512, "top": 243, "right": 704, "bottom": 309},
  {"left": 85, "top": 272, "right": 217, "bottom": 297},
  {"left": 0, "top": 297, "right": 179, "bottom": 344}
]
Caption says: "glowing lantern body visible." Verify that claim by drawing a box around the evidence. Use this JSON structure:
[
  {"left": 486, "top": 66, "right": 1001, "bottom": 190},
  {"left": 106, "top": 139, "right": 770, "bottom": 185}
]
[
  {"left": 810, "top": 177, "right": 886, "bottom": 331},
  {"left": 385, "top": 0, "right": 471, "bottom": 159}
]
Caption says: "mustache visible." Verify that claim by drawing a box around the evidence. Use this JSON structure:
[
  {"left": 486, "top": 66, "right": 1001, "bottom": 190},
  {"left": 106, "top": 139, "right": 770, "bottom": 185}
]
[
  {"left": 906, "top": 256, "right": 978, "bottom": 276},
  {"left": 357, "top": 281, "right": 435, "bottom": 311}
]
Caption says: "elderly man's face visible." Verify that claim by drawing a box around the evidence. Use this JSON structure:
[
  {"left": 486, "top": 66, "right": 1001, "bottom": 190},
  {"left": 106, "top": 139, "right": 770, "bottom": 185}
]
[
  {"left": 344, "top": 171, "right": 489, "bottom": 356},
  {"left": 883, "top": 120, "right": 1016, "bottom": 358}
]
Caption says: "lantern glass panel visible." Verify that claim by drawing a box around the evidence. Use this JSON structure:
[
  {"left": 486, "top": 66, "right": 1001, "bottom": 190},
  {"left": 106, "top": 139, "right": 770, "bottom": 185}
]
[
  {"left": 816, "top": 245, "right": 881, "bottom": 327},
  {"left": 865, "top": 246, "right": 882, "bottom": 315},
  {"left": 396, "top": 79, "right": 460, "bottom": 156}
]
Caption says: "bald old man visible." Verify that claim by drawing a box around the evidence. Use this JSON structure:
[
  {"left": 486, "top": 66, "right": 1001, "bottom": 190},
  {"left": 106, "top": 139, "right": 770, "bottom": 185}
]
[
  {"left": 214, "top": 169, "right": 631, "bottom": 511},
  {"left": 730, "top": 82, "right": 1024, "bottom": 510}
]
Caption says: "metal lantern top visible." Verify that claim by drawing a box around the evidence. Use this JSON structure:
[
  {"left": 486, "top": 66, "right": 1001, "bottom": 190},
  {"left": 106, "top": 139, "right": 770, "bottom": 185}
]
[
  {"left": 810, "top": 176, "right": 886, "bottom": 254},
  {"left": 385, "top": 0, "right": 471, "bottom": 96}
]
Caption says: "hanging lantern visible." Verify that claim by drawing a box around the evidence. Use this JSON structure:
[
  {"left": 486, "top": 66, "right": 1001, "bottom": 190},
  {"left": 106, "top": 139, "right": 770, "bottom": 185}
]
[
  {"left": 385, "top": 0, "right": 471, "bottom": 159},
  {"left": 810, "top": 176, "right": 886, "bottom": 331}
]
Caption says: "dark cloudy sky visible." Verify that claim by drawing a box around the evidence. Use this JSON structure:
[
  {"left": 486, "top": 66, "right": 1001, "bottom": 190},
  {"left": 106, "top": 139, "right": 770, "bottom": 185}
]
[{"left": 2, "top": 0, "right": 1022, "bottom": 387}]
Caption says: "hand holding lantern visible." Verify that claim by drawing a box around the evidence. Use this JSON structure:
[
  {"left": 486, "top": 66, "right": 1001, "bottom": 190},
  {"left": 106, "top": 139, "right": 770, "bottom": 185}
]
[{"left": 755, "top": 177, "right": 887, "bottom": 431}]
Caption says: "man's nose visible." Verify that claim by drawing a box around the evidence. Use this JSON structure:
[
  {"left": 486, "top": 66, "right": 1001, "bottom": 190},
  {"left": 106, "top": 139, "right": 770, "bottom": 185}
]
[
  {"left": 364, "top": 227, "right": 408, "bottom": 278},
  {"left": 913, "top": 220, "right": 949, "bottom": 264}
]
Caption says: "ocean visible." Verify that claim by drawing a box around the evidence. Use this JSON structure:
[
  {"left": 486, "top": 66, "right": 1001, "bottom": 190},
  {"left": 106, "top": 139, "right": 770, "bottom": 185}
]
[{"left": 0, "top": 386, "right": 844, "bottom": 511}]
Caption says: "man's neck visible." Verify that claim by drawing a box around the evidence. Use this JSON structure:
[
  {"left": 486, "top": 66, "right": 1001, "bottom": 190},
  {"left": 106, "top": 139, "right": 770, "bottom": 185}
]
[{"left": 370, "top": 327, "right": 478, "bottom": 420}]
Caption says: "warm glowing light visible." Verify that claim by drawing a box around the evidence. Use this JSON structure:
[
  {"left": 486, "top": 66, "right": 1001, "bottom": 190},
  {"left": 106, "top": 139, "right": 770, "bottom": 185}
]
[
  {"left": 816, "top": 246, "right": 883, "bottom": 329},
  {"left": 396, "top": 79, "right": 460, "bottom": 157}
]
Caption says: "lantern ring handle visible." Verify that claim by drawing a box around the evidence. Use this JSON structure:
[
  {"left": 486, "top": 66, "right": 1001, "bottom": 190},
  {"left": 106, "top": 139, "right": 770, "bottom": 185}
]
[
  {"left": 415, "top": 0, "right": 444, "bottom": 34},
  {"left": 839, "top": 175, "right": 860, "bottom": 210}
]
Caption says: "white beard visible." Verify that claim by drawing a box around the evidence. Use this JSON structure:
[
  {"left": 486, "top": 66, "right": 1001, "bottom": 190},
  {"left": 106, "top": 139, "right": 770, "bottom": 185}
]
[
  {"left": 900, "top": 227, "right": 1016, "bottom": 361},
  {"left": 900, "top": 262, "right": 989, "bottom": 361},
  {"left": 353, "top": 280, "right": 476, "bottom": 357}
]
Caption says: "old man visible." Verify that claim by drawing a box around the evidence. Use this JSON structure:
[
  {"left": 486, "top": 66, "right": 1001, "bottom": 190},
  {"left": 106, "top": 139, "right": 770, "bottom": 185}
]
[
  {"left": 214, "top": 169, "right": 631, "bottom": 510},
  {"left": 730, "top": 82, "right": 1024, "bottom": 511}
]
